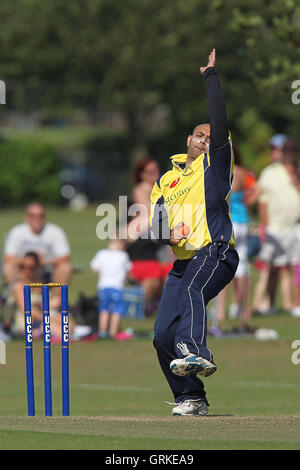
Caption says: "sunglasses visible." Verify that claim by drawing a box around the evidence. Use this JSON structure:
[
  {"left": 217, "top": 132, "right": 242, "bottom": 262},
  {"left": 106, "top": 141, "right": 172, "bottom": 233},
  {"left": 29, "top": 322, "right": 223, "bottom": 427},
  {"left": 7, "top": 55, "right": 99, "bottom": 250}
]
[
  {"left": 27, "top": 213, "right": 45, "bottom": 218},
  {"left": 20, "top": 264, "right": 37, "bottom": 271}
]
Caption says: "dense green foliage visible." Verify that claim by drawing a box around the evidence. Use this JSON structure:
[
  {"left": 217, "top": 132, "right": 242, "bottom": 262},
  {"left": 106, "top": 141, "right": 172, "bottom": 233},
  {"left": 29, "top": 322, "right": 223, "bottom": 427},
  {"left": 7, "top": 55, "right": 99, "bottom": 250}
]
[
  {"left": 0, "top": 138, "right": 61, "bottom": 205},
  {"left": 0, "top": 0, "right": 299, "bottom": 173}
]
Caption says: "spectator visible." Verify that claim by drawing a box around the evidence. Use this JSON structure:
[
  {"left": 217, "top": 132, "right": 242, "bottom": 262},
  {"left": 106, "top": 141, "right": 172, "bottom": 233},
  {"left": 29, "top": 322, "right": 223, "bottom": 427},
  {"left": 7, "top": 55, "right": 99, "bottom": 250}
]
[
  {"left": 10, "top": 251, "right": 65, "bottom": 338},
  {"left": 3, "top": 202, "right": 72, "bottom": 310},
  {"left": 284, "top": 138, "right": 300, "bottom": 311},
  {"left": 127, "top": 158, "right": 173, "bottom": 315},
  {"left": 132, "top": 158, "right": 161, "bottom": 216},
  {"left": 251, "top": 134, "right": 288, "bottom": 314},
  {"left": 90, "top": 238, "right": 132, "bottom": 339},
  {"left": 268, "top": 134, "right": 288, "bottom": 163},
  {"left": 253, "top": 138, "right": 300, "bottom": 317}
]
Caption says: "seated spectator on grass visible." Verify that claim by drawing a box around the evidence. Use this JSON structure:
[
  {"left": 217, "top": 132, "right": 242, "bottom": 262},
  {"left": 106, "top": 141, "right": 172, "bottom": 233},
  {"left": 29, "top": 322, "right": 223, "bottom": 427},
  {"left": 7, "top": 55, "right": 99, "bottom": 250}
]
[
  {"left": 9, "top": 251, "right": 68, "bottom": 339},
  {"left": 3, "top": 202, "right": 72, "bottom": 310},
  {"left": 90, "top": 238, "right": 133, "bottom": 340}
]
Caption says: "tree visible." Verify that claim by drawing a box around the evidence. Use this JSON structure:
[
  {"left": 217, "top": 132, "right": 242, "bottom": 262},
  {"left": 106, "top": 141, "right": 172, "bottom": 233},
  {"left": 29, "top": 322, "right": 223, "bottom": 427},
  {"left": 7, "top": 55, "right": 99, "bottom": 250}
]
[{"left": 0, "top": 0, "right": 299, "bottom": 173}]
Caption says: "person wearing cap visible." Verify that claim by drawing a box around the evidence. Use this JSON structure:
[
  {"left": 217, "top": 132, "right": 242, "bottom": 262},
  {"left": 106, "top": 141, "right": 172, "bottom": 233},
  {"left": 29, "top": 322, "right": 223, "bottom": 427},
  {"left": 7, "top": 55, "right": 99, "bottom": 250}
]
[
  {"left": 252, "top": 135, "right": 300, "bottom": 317},
  {"left": 268, "top": 134, "right": 288, "bottom": 163},
  {"left": 252, "top": 134, "right": 287, "bottom": 313}
]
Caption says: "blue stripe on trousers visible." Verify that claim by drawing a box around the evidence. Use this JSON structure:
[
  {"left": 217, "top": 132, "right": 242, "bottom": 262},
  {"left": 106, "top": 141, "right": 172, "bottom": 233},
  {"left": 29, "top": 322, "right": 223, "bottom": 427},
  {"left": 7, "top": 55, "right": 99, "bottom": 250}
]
[{"left": 153, "top": 242, "right": 239, "bottom": 403}]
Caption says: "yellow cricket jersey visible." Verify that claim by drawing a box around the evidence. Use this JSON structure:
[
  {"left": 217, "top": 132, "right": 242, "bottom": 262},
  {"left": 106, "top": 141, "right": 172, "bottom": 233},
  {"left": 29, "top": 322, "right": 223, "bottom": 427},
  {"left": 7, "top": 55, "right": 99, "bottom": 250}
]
[{"left": 150, "top": 139, "right": 235, "bottom": 260}]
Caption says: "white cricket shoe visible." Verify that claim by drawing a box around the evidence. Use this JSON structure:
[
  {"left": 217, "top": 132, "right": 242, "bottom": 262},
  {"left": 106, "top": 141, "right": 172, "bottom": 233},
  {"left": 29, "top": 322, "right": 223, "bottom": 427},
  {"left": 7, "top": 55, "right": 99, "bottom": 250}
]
[
  {"left": 170, "top": 353, "right": 217, "bottom": 377},
  {"left": 170, "top": 399, "right": 209, "bottom": 416}
]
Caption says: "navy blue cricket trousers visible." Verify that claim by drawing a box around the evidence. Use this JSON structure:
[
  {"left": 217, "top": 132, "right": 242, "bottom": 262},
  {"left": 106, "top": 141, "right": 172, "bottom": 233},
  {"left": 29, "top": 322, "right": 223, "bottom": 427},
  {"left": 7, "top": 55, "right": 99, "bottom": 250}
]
[{"left": 153, "top": 242, "right": 239, "bottom": 404}]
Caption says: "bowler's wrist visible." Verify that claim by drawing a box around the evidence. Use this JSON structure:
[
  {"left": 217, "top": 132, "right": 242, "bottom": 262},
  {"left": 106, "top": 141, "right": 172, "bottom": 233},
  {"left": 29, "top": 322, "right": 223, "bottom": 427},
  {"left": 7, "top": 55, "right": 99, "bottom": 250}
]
[{"left": 203, "top": 67, "right": 216, "bottom": 79}]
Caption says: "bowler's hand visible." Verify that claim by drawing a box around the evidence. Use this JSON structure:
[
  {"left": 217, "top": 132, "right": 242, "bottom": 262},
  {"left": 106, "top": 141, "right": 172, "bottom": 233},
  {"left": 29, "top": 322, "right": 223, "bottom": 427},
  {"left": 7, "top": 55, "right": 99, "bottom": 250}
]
[
  {"left": 200, "top": 48, "right": 216, "bottom": 74},
  {"left": 170, "top": 222, "right": 188, "bottom": 246}
]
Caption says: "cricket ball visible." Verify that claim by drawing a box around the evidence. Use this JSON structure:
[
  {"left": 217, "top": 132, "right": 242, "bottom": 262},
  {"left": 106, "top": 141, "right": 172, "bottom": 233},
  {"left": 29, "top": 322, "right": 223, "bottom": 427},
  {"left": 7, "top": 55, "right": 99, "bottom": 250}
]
[{"left": 179, "top": 224, "right": 190, "bottom": 237}]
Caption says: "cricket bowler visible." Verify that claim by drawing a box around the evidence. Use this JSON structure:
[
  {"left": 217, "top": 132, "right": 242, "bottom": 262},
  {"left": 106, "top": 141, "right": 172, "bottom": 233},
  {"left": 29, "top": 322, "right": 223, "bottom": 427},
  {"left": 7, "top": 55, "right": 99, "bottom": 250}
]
[{"left": 150, "top": 49, "right": 239, "bottom": 416}]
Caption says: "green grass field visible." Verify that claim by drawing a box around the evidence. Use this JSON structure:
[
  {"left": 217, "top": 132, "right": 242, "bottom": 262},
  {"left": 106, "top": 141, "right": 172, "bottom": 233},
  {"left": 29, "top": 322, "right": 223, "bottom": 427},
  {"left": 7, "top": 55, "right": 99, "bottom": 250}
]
[{"left": 0, "top": 207, "right": 300, "bottom": 450}]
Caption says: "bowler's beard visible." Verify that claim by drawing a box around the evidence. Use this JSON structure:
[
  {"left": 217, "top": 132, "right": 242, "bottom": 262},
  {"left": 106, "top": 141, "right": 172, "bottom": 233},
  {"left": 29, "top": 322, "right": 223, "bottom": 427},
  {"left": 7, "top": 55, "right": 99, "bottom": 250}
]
[{"left": 188, "top": 144, "right": 207, "bottom": 161}]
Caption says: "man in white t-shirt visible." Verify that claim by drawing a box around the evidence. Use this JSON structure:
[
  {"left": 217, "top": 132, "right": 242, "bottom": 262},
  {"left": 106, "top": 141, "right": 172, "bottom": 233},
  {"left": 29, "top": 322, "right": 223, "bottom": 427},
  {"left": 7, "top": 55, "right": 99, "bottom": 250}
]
[
  {"left": 3, "top": 202, "right": 72, "bottom": 307},
  {"left": 90, "top": 239, "right": 132, "bottom": 339}
]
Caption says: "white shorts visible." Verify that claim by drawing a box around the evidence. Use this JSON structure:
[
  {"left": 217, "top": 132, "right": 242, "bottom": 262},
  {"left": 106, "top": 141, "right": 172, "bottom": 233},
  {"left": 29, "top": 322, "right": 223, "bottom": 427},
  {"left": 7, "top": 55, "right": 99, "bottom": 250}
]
[
  {"left": 233, "top": 222, "right": 249, "bottom": 278},
  {"left": 259, "top": 229, "right": 300, "bottom": 267}
]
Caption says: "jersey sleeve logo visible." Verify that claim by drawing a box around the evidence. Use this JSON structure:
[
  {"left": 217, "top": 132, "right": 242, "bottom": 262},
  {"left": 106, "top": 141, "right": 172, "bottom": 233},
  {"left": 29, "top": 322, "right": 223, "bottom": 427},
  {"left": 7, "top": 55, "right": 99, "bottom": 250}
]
[{"left": 170, "top": 177, "right": 180, "bottom": 188}]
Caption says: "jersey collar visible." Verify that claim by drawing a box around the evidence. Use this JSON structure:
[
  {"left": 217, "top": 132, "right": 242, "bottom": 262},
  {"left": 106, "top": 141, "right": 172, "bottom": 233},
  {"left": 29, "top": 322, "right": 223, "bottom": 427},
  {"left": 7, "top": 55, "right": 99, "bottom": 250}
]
[{"left": 170, "top": 153, "right": 205, "bottom": 172}]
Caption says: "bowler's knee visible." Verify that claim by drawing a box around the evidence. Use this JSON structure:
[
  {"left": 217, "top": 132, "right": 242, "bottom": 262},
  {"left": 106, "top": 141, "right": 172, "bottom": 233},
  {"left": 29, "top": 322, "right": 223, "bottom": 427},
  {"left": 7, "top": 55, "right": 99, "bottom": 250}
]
[{"left": 153, "top": 329, "right": 171, "bottom": 352}]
